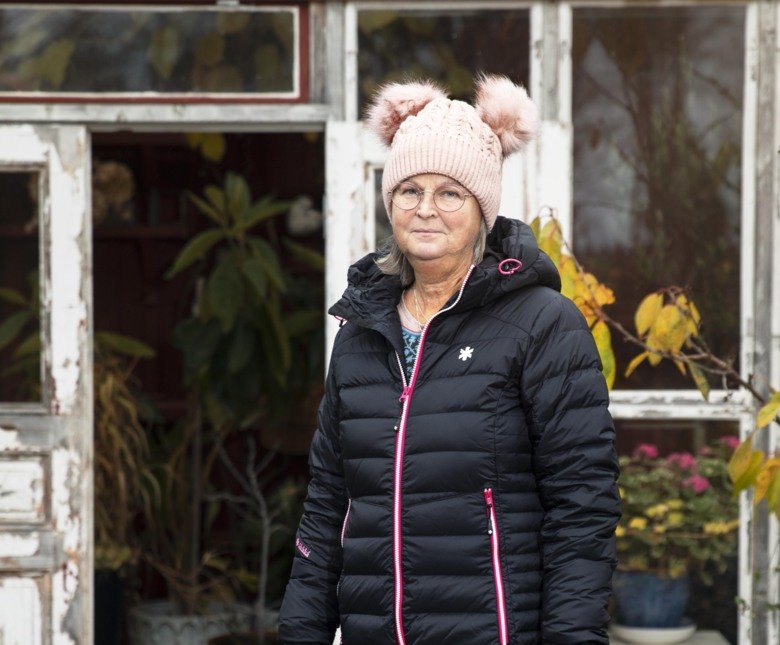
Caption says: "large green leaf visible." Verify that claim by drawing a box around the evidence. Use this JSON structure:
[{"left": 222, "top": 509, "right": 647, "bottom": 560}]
[
  {"left": 187, "top": 191, "right": 227, "bottom": 227},
  {"left": 0, "top": 288, "right": 28, "bottom": 307},
  {"left": 0, "top": 311, "right": 31, "bottom": 351},
  {"left": 248, "top": 238, "right": 286, "bottom": 292},
  {"left": 227, "top": 320, "right": 256, "bottom": 374},
  {"left": 237, "top": 198, "right": 291, "bottom": 232},
  {"left": 95, "top": 332, "right": 155, "bottom": 359},
  {"left": 284, "top": 309, "right": 322, "bottom": 337},
  {"left": 166, "top": 229, "right": 226, "bottom": 278},
  {"left": 282, "top": 239, "right": 325, "bottom": 272},
  {"left": 172, "top": 318, "right": 222, "bottom": 374},
  {"left": 225, "top": 173, "right": 251, "bottom": 224},
  {"left": 205, "top": 256, "right": 244, "bottom": 332},
  {"left": 241, "top": 256, "right": 268, "bottom": 300},
  {"left": 12, "top": 332, "right": 40, "bottom": 359}
]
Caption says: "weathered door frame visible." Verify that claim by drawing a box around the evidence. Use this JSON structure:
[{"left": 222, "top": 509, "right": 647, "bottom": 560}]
[{"left": 0, "top": 125, "right": 93, "bottom": 645}]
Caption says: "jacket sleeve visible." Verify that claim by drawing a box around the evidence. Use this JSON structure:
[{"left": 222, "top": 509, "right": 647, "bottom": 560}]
[
  {"left": 278, "top": 351, "right": 347, "bottom": 645},
  {"left": 520, "top": 295, "right": 622, "bottom": 644}
]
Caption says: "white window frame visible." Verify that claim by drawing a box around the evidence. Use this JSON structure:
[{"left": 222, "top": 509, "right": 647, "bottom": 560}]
[{"left": 0, "top": 3, "right": 303, "bottom": 102}]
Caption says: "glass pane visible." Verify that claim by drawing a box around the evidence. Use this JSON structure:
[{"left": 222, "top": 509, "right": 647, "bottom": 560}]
[
  {"left": 613, "top": 419, "right": 738, "bottom": 643},
  {"left": 572, "top": 7, "right": 744, "bottom": 390},
  {"left": 0, "top": 171, "right": 42, "bottom": 402},
  {"left": 358, "top": 9, "right": 530, "bottom": 115},
  {"left": 374, "top": 169, "right": 392, "bottom": 247},
  {"left": 0, "top": 9, "right": 295, "bottom": 94}
]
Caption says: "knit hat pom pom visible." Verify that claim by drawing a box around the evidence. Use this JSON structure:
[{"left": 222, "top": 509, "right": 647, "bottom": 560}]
[
  {"left": 366, "top": 80, "right": 448, "bottom": 146},
  {"left": 475, "top": 75, "right": 539, "bottom": 157}
]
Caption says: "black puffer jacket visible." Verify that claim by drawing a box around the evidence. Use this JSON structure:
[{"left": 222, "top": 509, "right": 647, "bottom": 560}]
[{"left": 278, "top": 217, "right": 621, "bottom": 644}]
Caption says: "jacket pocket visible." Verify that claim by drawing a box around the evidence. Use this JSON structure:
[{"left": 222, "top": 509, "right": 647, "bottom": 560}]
[{"left": 484, "top": 487, "right": 509, "bottom": 645}]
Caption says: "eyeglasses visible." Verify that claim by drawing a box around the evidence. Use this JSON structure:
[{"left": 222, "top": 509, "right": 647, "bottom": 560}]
[{"left": 389, "top": 183, "right": 473, "bottom": 212}]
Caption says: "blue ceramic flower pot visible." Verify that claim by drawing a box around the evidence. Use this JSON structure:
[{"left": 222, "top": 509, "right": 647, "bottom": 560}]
[{"left": 612, "top": 570, "right": 690, "bottom": 628}]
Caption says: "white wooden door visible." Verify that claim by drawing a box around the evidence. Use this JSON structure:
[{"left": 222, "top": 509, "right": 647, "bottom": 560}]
[
  {"left": 0, "top": 126, "right": 92, "bottom": 645},
  {"left": 324, "top": 121, "right": 534, "bottom": 356}
]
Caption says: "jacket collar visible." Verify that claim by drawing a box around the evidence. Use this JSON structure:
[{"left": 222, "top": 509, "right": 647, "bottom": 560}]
[{"left": 328, "top": 216, "right": 561, "bottom": 352}]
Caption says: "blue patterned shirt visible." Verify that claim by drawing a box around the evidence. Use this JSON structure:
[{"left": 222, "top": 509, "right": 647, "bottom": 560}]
[{"left": 401, "top": 327, "right": 421, "bottom": 380}]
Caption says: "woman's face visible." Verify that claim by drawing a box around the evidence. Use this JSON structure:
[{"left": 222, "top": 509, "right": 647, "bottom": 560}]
[{"left": 390, "top": 173, "right": 482, "bottom": 269}]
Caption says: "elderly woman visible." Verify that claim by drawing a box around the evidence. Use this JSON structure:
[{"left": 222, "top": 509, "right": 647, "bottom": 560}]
[{"left": 278, "top": 75, "right": 621, "bottom": 645}]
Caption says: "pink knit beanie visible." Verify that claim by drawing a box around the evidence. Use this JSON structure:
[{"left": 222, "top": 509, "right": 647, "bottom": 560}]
[{"left": 366, "top": 74, "right": 539, "bottom": 231}]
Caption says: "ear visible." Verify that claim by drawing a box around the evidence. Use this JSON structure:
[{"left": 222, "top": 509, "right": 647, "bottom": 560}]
[
  {"left": 365, "top": 80, "right": 448, "bottom": 146},
  {"left": 474, "top": 74, "right": 539, "bottom": 156}
]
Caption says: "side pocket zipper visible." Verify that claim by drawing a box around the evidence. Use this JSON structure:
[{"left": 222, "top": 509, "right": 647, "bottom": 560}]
[
  {"left": 340, "top": 498, "right": 352, "bottom": 547},
  {"left": 484, "top": 487, "right": 509, "bottom": 645}
]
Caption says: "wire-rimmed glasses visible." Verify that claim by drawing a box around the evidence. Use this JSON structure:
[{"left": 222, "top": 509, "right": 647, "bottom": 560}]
[{"left": 389, "top": 182, "right": 473, "bottom": 212}]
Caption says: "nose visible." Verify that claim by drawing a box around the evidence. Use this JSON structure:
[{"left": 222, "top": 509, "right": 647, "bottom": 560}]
[{"left": 416, "top": 189, "right": 437, "bottom": 217}]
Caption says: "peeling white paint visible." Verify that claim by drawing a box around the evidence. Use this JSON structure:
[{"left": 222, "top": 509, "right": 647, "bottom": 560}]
[
  {"left": 0, "top": 577, "right": 43, "bottom": 645},
  {"left": 48, "top": 131, "right": 88, "bottom": 413},
  {"left": 0, "top": 125, "right": 90, "bottom": 645},
  {"left": 0, "top": 428, "right": 21, "bottom": 450},
  {"left": 0, "top": 459, "right": 45, "bottom": 522},
  {"left": 0, "top": 533, "right": 40, "bottom": 557}
]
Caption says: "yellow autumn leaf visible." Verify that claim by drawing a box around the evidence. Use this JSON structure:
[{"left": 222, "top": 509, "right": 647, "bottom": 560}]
[
  {"left": 676, "top": 294, "right": 701, "bottom": 337},
  {"left": 650, "top": 305, "right": 687, "bottom": 354},
  {"left": 148, "top": 25, "right": 180, "bottom": 80},
  {"left": 558, "top": 256, "right": 577, "bottom": 300},
  {"left": 538, "top": 220, "right": 562, "bottom": 268},
  {"left": 635, "top": 293, "right": 663, "bottom": 336},
  {"left": 19, "top": 38, "right": 75, "bottom": 89},
  {"left": 757, "top": 392, "right": 780, "bottom": 429},
  {"left": 624, "top": 352, "right": 649, "bottom": 378},
  {"left": 584, "top": 272, "right": 616, "bottom": 307},
  {"left": 673, "top": 359, "right": 686, "bottom": 376},
  {"left": 529, "top": 216, "right": 542, "bottom": 240},
  {"left": 646, "top": 334, "right": 664, "bottom": 366},
  {"left": 199, "top": 133, "right": 227, "bottom": 162},
  {"left": 753, "top": 458, "right": 780, "bottom": 504},
  {"left": 592, "top": 320, "right": 615, "bottom": 390},
  {"left": 728, "top": 436, "right": 764, "bottom": 493},
  {"left": 766, "top": 469, "right": 780, "bottom": 519},
  {"left": 688, "top": 362, "right": 710, "bottom": 401}
]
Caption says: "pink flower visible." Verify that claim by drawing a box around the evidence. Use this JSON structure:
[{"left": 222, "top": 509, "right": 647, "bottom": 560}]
[
  {"left": 666, "top": 452, "right": 697, "bottom": 470},
  {"left": 719, "top": 435, "right": 741, "bottom": 450},
  {"left": 633, "top": 443, "right": 659, "bottom": 460},
  {"left": 683, "top": 474, "right": 711, "bottom": 493},
  {"left": 699, "top": 446, "right": 711, "bottom": 457}
]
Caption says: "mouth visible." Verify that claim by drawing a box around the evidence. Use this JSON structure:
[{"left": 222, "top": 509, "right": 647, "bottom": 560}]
[{"left": 412, "top": 229, "right": 441, "bottom": 234}]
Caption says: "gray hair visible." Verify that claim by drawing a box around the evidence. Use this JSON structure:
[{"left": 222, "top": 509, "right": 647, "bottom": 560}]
[{"left": 375, "top": 220, "right": 489, "bottom": 287}]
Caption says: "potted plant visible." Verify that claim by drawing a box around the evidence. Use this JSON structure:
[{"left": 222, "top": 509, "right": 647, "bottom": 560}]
[
  {"left": 612, "top": 436, "right": 740, "bottom": 639},
  {"left": 130, "top": 171, "right": 323, "bottom": 643}
]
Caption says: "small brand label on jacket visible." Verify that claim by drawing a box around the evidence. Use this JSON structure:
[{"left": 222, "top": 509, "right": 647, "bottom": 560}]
[{"left": 295, "top": 537, "right": 311, "bottom": 558}]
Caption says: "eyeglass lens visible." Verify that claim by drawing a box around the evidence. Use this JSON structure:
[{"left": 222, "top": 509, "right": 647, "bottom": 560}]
[{"left": 391, "top": 185, "right": 467, "bottom": 212}]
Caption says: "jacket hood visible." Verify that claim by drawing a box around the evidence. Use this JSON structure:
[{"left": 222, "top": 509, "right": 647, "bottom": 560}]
[{"left": 328, "top": 216, "right": 560, "bottom": 346}]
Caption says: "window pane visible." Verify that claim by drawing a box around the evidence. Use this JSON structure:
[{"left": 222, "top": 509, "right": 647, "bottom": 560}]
[
  {"left": 0, "top": 172, "right": 42, "bottom": 402},
  {"left": 0, "top": 8, "right": 295, "bottom": 94},
  {"left": 374, "top": 169, "right": 392, "bottom": 247},
  {"left": 572, "top": 7, "right": 744, "bottom": 389},
  {"left": 358, "top": 9, "right": 530, "bottom": 115},
  {"left": 613, "top": 419, "right": 738, "bottom": 643}
]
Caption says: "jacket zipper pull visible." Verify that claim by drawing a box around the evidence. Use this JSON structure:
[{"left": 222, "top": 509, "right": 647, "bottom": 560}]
[
  {"left": 484, "top": 487, "right": 494, "bottom": 535},
  {"left": 398, "top": 386, "right": 412, "bottom": 403}
]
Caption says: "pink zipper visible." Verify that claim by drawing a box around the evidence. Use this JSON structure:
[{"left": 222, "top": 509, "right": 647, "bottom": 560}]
[
  {"left": 484, "top": 487, "right": 509, "bottom": 645},
  {"left": 340, "top": 498, "right": 352, "bottom": 547},
  {"left": 391, "top": 265, "right": 476, "bottom": 645}
]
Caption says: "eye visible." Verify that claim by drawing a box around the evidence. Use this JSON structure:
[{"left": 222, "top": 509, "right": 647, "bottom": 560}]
[
  {"left": 400, "top": 185, "right": 420, "bottom": 197},
  {"left": 439, "top": 188, "right": 464, "bottom": 200}
]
